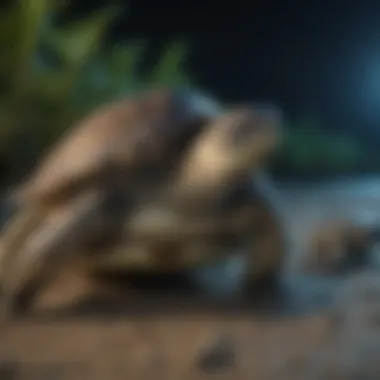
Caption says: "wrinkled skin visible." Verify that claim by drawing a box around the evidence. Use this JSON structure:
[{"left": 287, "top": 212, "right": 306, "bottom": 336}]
[{"left": 0, "top": 93, "right": 286, "bottom": 316}]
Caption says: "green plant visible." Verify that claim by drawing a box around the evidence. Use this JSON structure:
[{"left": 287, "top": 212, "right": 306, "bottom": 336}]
[
  {"left": 274, "top": 115, "right": 373, "bottom": 177},
  {"left": 1, "top": 1, "right": 374, "bottom": 184},
  {"left": 0, "top": 1, "right": 194, "bottom": 186}
]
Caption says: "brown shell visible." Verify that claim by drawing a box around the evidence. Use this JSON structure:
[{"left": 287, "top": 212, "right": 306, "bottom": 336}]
[
  {"left": 13, "top": 89, "right": 221, "bottom": 207},
  {"left": 85, "top": 175, "right": 286, "bottom": 283}
]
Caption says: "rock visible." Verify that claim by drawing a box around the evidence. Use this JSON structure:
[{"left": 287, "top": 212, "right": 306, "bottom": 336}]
[{"left": 197, "top": 336, "right": 236, "bottom": 373}]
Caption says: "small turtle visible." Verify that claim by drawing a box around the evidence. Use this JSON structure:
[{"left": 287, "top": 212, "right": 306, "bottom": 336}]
[
  {"left": 0, "top": 95, "right": 286, "bottom": 314},
  {"left": 28, "top": 104, "right": 286, "bottom": 309},
  {"left": 0, "top": 88, "right": 223, "bottom": 316},
  {"left": 83, "top": 105, "right": 287, "bottom": 298}
]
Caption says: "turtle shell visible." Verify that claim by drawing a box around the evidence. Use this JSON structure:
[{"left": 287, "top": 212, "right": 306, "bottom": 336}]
[
  {"left": 85, "top": 173, "right": 286, "bottom": 287},
  {"left": 76, "top": 105, "right": 286, "bottom": 279},
  {"left": 12, "top": 88, "right": 222, "bottom": 207}
]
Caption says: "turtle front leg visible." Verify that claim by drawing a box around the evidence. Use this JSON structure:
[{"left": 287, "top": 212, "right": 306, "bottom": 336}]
[
  {"left": 0, "top": 190, "right": 104, "bottom": 318},
  {"left": 244, "top": 206, "right": 287, "bottom": 294},
  {"left": 189, "top": 207, "right": 287, "bottom": 299}
]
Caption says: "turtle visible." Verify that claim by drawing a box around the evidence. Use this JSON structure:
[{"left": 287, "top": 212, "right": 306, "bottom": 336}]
[
  {"left": 0, "top": 94, "right": 286, "bottom": 315},
  {"left": 84, "top": 173, "right": 287, "bottom": 300},
  {"left": 0, "top": 87, "right": 224, "bottom": 316},
  {"left": 52, "top": 105, "right": 287, "bottom": 303}
]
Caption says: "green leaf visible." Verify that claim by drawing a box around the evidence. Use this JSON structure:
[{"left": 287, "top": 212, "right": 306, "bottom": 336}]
[
  {"left": 2, "top": 0, "right": 51, "bottom": 99},
  {"left": 0, "top": 7, "right": 24, "bottom": 84},
  {"left": 148, "top": 40, "right": 191, "bottom": 87},
  {"left": 31, "top": 67, "right": 75, "bottom": 104},
  {"left": 46, "top": 0, "right": 70, "bottom": 13},
  {"left": 18, "top": 0, "right": 50, "bottom": 62},
  {"left": 43, "top": 5, "right": 120, "bottom": 68},
  {"left": 107, "top": 41, "right": 146, "bottom": 83},
  {"left": 0, "top": 6, "right": 20, "bottom": 46}
]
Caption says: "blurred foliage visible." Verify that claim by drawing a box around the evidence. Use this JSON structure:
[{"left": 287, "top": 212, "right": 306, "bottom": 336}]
[
  {"left": 0, "top": 0, "right": 192, "bottom": 186},
  {"left": 273, "top": 115, "right": 379, "bottom": 178},
  {"left": 0, "top": 0, "right": 377, "bottom": 188}
]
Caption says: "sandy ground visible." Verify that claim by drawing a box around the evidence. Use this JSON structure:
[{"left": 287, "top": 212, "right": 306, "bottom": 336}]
[
  {"left": 2, "top": 177, "right": 380, "bottom": 379},
  {"left": 2, "top": 281, "right": 380, "bottom": 380},
  {"left": 1, "top": 313, "right": 329, "bottom": 380}
]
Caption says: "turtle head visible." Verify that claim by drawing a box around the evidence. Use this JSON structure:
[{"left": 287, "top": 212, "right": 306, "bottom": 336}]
[
  {"left": 180, "top": 104, "right": 282, "bottom": 186},
  {"left": 172, "top": 104, "right": 283, "bottom": 202},
  {"left": 217, "top": 104, "right": 282, "bottom": 172}
]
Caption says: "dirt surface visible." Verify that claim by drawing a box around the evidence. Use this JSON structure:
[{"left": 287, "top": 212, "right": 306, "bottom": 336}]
[
  {"left": 1, "top": 313, "right": 329, "bottom": 380},
  {"left": 3, "top": 178, "right": 380, "bottom": 379},
  {"left": 2, "top": 271, "right": 380, "bottom": 380}
]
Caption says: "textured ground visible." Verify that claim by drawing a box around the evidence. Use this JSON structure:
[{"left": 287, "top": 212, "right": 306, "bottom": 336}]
[
  {"left": 3, "top": 177, "right": 380, "bottom": 380},
  {"left": 2, "top": 278, "right": 380, "bottom": 380},
  {"left": 1, "top": 312, "right": 328, "bottom": 380}
]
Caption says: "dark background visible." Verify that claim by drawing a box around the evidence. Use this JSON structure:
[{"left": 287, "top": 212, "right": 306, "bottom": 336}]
[
  {"left": 0, "top": 0, "right": 379, "bottom": 184},
  {"left": 70, "top": 0, "right": 380, "bottom": 145}
]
